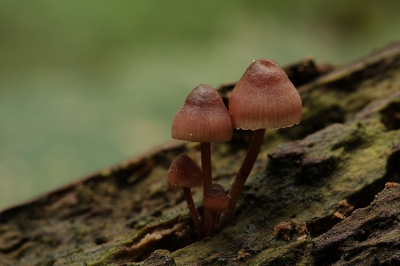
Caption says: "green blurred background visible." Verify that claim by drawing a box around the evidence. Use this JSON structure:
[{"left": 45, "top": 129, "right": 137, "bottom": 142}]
[{"left": 1, "top": 1, "right": 399, "bottom": 210}]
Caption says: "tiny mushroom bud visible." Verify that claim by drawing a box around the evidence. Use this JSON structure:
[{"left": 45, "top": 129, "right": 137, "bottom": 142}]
[
  {"left": 166, "top": 154, "right": 204, "bottom": 238},
  {"left": 219, "top": 59, "right": 302, "bottom": 229},
  {"left": 166, "top": 154, "right": 203, "bottom": 189},
  {"left": 202, "top": 183, "right": 229, "bottom": 236}
]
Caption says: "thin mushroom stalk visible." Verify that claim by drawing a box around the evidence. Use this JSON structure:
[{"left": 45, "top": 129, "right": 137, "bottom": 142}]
[
  {"left": 218, "top": 128, "right": 265, "bottom": 229},
  {"left": 182, "top": 187, "right": 204, "bottom": 238},
  {"left": 208, "top": 212, "right": 218, "bottom": 237},
  {"left": 200, "top": 142, "right": 212, "bottom": 194},
  {"left": 201, "top": 142, "right": 212, "bottom": 232}
]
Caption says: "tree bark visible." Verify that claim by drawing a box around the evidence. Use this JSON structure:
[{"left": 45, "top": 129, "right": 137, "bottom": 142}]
[{"left": 1, "top": 42, "right": 400, "bottom": 266}]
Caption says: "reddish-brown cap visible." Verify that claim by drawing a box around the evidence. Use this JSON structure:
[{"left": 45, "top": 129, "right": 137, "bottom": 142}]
[
  {"left": 202, "top": 183, "right": 229, "bottom": 213},
  {"left": 166, "top": 154, "right": 202, "bottom": 189},
  {"left": 172, "top": 84, "right": 233, "bottom": 142},
  {"left": 229, "top": 59, "right": 302, "bottom": 130}
]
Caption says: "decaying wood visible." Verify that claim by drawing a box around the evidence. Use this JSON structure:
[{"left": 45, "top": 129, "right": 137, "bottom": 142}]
[
  {"left": 313, "top": 183, "right": 400, "bottom": 266},
  {"left": 1, "top": 42, "right": 400, "bottom": 266}
]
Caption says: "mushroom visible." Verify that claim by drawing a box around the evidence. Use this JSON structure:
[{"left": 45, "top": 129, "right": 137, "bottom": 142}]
[
  {"left": 172, "top": 84, "right": 233, "bottom": 233},
  {"left": 202, "top": 183, "right": 229, "bottom": 237},
  {"left": 218, "top": 59, "right": 302, "bottom": 228},
  {"left": 171, "top": 84, "right": 233, "bottom": 195},
  {"left": 166, "top": 154, "right": 204, "bottom": 238}
]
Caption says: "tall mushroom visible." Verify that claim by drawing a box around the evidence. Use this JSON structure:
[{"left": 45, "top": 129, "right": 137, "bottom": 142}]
[
  {"left": 171, "top": 84, "right": 233, "bottom": 195},
  {"left": 172, "top": 84, "right": 233, "bottom": 232},
  {"left": 166, "top": 154, "right": 204, "bottom": 238},
  {"left": 218, "top": 59, "right": 302, "bottom": 228},
  {"left": 202, "top": 183, "right": 229, "bottom": 237}
]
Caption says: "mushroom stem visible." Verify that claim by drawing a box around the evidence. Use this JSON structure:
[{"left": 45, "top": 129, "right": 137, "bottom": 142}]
[
  {"left": 218, "top": 128, "right": 266, "bottom": 229},
  {"left": 201, "top": 142, "right": 212, "bottom": 232},
  {"left": 207, "top": 212, "right": 217, "bottom": 237},
  {"left": 183, "top": 187, "right": 204, "bottom": 239},
  {"left": 201, "top": 142, "right": 212, "bottom": 192}
]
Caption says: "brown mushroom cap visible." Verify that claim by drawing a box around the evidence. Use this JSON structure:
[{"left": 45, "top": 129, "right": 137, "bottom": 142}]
[
  {"left": 166, "top": 154, "right": 202, "bottom": 189},
  {"left": 202, "top": 183, "right": 229, "bottom": 213},
  {"left": 172, "top": 84, "right": 233, "bottom": 142},
  {"left": 229, "top": 59, "right": 302, "bottom": 130}
]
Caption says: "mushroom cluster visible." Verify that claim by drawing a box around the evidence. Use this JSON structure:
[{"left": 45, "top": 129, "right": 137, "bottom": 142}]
[{"left": 166, "top": 59, "right": 302, "bottom": 239}]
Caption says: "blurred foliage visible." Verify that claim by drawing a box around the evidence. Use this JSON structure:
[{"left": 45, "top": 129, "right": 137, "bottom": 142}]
[{"left": 0, "top": 0, "right": 399, "bottom": 210}]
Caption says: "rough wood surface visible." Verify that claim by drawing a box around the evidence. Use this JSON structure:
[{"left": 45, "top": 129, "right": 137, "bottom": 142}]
[
  {"left": 313, "top": 183, "right": 400, "bottom": 266},
  {"left": 1, "top": 42, "right": 400, "bottom": 266}
]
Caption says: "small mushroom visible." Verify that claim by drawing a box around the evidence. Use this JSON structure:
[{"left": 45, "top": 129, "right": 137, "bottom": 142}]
[
  {"left": 219, "top": 59, "right": 302, "bottom": 228},
  {"left": 202, "top": 183, "right": 228, "bottom": 237},
  {"left": 166, "top": 154, "right": 204, "bottom": 238}
]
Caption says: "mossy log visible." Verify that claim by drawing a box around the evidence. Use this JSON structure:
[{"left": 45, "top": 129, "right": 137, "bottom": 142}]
[{"left": 1, "top": 42, "right": 400, "bottom": 266}]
